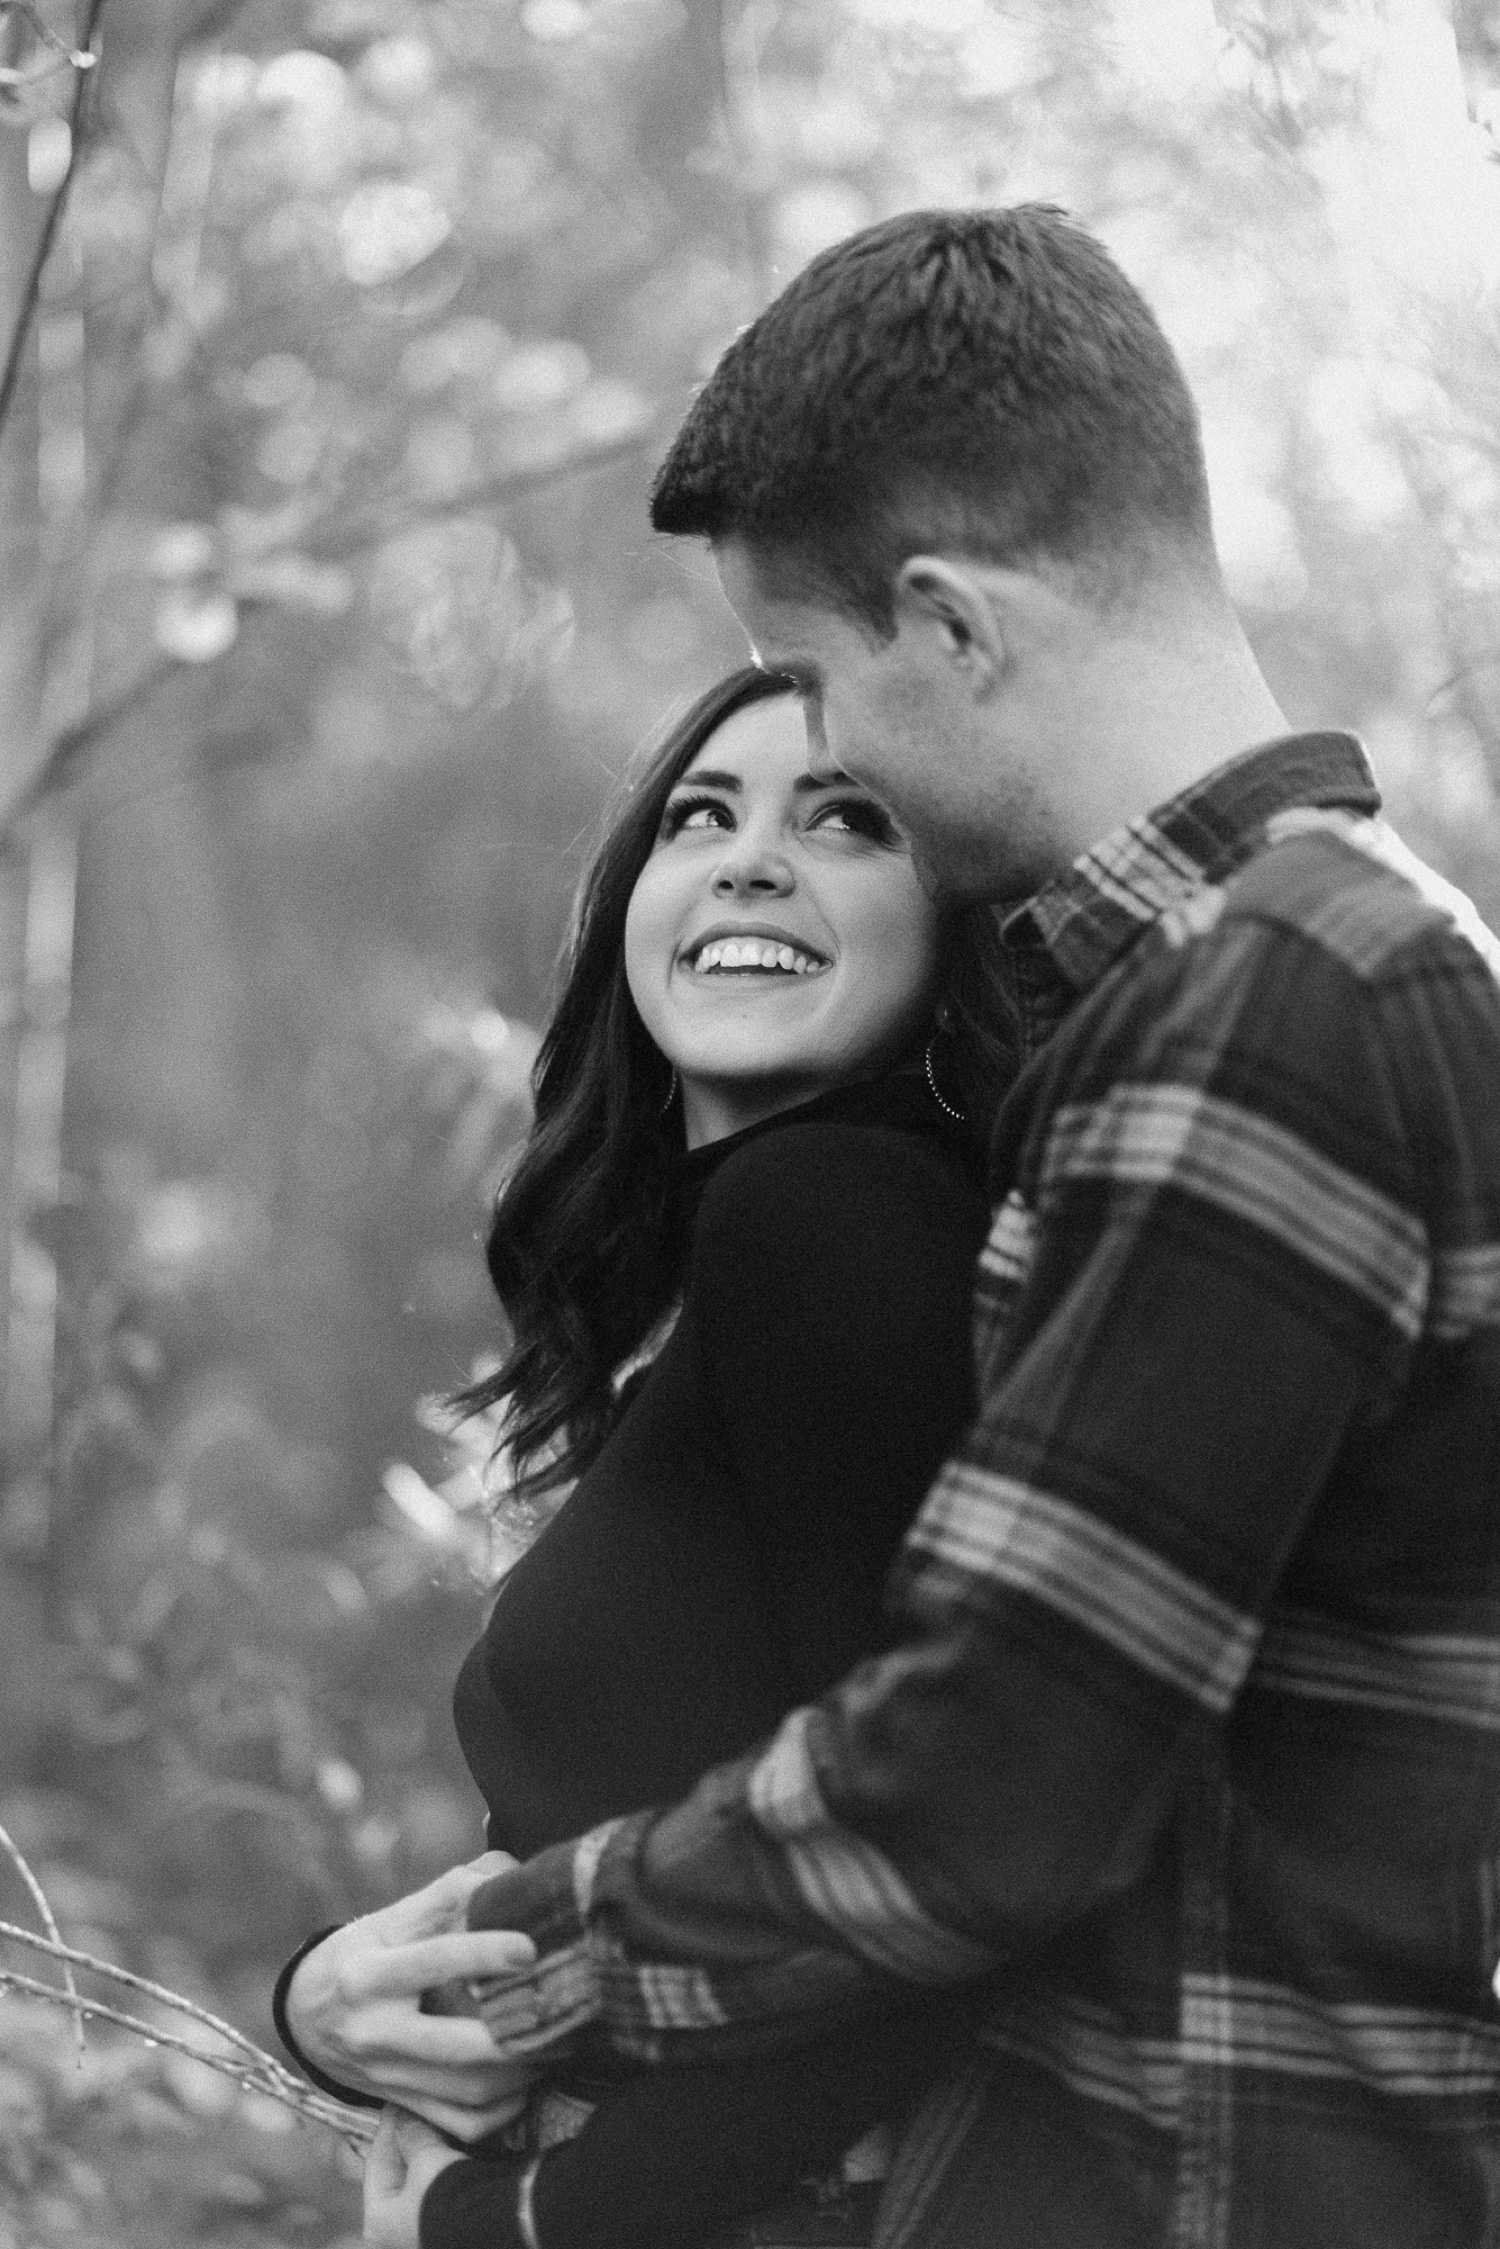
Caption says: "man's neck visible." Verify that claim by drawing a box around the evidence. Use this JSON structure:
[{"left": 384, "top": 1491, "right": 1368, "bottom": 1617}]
[{"left": 1042, "top": 619, "right": 1290, "bottom": 867}]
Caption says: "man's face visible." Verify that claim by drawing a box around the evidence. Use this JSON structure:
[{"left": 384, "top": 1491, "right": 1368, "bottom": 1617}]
[{"left": 714, "top": 542, "right": 1061, "bottom": 907}]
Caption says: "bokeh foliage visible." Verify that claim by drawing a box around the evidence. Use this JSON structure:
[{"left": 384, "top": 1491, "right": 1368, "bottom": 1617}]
[{"left": 3, "top": 1, "right": 1500, "bottom": 2242}]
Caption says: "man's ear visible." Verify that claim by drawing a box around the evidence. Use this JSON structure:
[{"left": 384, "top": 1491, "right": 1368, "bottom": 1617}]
[{"left": 893, "top": 557, "right": 1006, "bottom": 690}]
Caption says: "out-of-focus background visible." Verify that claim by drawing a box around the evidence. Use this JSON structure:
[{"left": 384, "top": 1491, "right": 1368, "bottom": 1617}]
[{"left": 0, "top": 1, "right": 1497, "bottom": 2240}]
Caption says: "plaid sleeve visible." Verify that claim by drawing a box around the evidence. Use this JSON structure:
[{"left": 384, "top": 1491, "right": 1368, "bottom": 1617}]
[{"left": 466, "top": 908, "right": 1442, "bottom": 2062}]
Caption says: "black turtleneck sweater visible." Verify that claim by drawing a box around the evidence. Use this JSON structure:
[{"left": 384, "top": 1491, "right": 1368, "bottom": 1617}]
[{"left": 431, "top": 1077, "right": 989, "bottom": 2247}]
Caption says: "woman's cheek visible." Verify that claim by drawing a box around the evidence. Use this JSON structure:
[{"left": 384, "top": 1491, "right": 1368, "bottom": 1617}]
[
  {"left": 864, "top": 892, "right": 942, "bottom": 1033},
  {"left": 622, "top": 876, "right": 672, "bottom": 1015}
]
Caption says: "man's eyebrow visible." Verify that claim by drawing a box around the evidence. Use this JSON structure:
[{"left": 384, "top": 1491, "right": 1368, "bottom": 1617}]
[{"left": 792, "top": 770, "right": 857, "bottom": 794}]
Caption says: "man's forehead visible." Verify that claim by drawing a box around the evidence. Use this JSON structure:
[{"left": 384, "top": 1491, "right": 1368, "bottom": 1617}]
[{"left": 713, "top": 543, "right": 837, "bottom": 670}]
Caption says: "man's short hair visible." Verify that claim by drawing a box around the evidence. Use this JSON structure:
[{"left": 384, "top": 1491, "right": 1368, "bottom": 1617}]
[{"left": 650, "top": 204, "right": 1217, "bottom": 633}]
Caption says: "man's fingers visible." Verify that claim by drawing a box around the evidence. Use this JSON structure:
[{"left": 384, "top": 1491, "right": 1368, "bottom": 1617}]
[{"left": 364, "top": 1931, "right": 537, "bottom": 1997}]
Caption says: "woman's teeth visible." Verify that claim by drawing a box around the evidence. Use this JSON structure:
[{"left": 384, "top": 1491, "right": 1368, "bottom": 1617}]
[{"left": 690, "top": 938, "right": 823, "bottom": 976}]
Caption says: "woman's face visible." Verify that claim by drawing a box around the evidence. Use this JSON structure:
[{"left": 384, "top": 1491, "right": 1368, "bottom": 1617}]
[{"left": 624, "top": 692, "right": 944, "bottom": 1148}]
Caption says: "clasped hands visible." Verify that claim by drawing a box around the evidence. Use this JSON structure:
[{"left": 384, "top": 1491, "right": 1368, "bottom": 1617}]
[
  {"left": 282, "top": 1853, "right": 552, "bottom": 2245},
  {"left": 283, "top": 1850, "right": 542, "bottom": 2141}
]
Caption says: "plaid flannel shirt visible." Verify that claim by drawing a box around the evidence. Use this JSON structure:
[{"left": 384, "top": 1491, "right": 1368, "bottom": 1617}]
[{"left": 468, "top": 734, "right": 1500, "bottom": 2248}]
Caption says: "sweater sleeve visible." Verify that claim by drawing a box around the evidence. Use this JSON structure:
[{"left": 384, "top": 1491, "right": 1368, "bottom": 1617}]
[
  {"left": 437, "top": 1122, "right": 988, "bottom": 2248},
  {"left": 420, "top": 1999, "right": 971, "bottom": 2249}
]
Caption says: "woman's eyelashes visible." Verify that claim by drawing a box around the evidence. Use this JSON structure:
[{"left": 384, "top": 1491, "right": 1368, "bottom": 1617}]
[
  {"left": 813, "top": 799, "right": 902, "bottom": 845},
  {"left": 659, "top": 791, "right": 901, "bottom": 847},
  {"left": 660, "top": 792, "right": 733, "bottom": 837}
]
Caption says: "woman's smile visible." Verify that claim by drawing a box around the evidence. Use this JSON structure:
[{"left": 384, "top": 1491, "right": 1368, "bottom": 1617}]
[{"left": 678, "top": 922, "right": 832, "bottom": 981}]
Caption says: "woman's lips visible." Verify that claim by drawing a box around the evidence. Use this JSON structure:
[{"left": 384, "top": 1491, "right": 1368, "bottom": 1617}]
[{"left": 685, "top": 935, "right": 828, "bottom": 977}]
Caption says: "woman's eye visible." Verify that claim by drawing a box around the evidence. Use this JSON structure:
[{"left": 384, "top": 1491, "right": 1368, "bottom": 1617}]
[
  {"left": 810, "top": 799, "right": 898, "bottom": 844},
  {"left": 662, "top": 796, "right": 733, "bottom": 838}
]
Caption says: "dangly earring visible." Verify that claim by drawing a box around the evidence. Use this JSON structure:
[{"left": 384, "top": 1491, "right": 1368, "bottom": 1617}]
[
  {"left": 659, "top": 1065, "right": 680, "bottom": 1117},
  {"left": 924, "top": 1022, "right": 965, "bottom": 1123}
]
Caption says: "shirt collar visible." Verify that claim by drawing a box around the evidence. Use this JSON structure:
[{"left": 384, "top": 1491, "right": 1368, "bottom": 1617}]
[{"left": 1001, "top": 732, "right": 1379, "bottom": 1026}]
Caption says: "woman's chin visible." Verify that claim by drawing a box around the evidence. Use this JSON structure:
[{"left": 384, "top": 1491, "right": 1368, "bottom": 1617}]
[{"left": 678, "top": 1053, "right": 829, "bottom": 1096}]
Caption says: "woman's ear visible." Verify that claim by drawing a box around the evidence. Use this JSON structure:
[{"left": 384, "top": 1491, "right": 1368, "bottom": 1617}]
[{"left": 893, "top": 557, "right": 1006, "bottom": 692}]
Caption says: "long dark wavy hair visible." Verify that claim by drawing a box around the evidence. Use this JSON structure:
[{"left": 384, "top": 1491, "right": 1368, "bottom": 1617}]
[{"left": 459, "top": 666, "right": 1015, "bottom": 1495}]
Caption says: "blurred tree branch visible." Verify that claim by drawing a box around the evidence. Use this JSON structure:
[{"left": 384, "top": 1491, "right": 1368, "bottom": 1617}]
[
  {"left": 0, "top": 653, "right": 180, "bottom": 844},
  {"left": 311, "top": 424, "right": 655, "bottom": 562},
  {"left": 0, "top": 422, "right": 654, "bottom": 847},
  {"left": 0, "top": 0, "right": 105, "bottom": 437}
]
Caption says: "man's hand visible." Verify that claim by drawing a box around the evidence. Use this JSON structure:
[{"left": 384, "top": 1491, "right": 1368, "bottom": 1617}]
[
  {"left": 284, "top": 1854, "right": 538, "bottom": 2139},
  {"left": 363, "top": 2107, "right": 464, "bottom": 2248}
]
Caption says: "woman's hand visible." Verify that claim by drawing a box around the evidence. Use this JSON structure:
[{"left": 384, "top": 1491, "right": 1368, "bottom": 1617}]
[
  {"left": 363, "top": 2107, "right": 465, "bottom": 2248},
  {"left": 284, "top": 1853, "right": 538, "bottom": 2139}
]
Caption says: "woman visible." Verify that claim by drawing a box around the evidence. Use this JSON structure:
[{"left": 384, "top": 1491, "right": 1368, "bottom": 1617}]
[{"left": 276, "top": 667, "right": 1013, "bottom": 2248}]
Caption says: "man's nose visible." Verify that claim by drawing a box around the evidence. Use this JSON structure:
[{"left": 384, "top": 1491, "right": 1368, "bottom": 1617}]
[{"left": 802, "top": 699, "right": 836, "bottom": 781}]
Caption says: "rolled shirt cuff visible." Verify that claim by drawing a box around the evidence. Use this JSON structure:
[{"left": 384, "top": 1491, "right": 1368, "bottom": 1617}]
[{"left": 464, "top": 1832, "right": 607, "bottom": 2057}]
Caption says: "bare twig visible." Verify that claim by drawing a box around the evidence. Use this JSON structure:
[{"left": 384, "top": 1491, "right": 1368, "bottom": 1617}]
[
  {"left": 0, "top": 1920, "right": 376, "bottom": 2151},
  {"left": 0, "top": 1965, "right": 376, "bottom": 2149},
  {"left": 0, "top": 0, "right": 108, "bottom": 441},
  {"left": 3, "top": 1914, "right": 290, "bottom": 2071},
  {"left": 0, "top": 1819, "right": 85, "bottom": 2059}
]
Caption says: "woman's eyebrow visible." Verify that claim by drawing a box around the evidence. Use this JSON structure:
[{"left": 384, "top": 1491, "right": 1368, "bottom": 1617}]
[
  {"left": 792, "top": 770, "right": 857, "bottom": 793},
  {"left": 673, "top": 768, "right": 741, "bottom": 791}
]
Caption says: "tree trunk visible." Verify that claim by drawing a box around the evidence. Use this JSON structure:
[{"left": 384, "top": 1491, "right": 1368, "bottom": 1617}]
[{"left": 0, "top": 131, "right": 49, "bottom": 1773}]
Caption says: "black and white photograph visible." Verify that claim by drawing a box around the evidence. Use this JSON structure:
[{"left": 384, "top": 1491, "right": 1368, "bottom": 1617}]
[{"left": 2, "top": 4, "right": 1499, "bottom": 2245}]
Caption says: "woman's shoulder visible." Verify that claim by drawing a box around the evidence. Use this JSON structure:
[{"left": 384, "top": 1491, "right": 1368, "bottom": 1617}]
[
  {"left": 684, "top": 1110, "right": 989, "bottom": 1486},
  {"left": 692, "top": 1111, "right": 989, "bottom": 1282}
]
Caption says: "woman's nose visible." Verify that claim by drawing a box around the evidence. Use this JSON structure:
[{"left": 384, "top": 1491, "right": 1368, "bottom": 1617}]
[{"left": 709, "top": 837, "right": 794, "bottom": 897}]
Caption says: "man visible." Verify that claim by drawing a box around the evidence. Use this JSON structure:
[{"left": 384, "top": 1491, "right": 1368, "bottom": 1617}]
[{"left": 303, "top": 207, "right": 1500, "bottom": 2246}]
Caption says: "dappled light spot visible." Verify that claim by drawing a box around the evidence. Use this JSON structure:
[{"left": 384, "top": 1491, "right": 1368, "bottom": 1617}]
[
  {"left": 338, "top": 180, "right": 452, "bottom": 287},
  {"left": 154, "top": 587, "right": 239, "bottom": 665},
  {"left": 356, "top": 36, "right": 438, "bottom": 109},
  {"left": 491, "top": 338, "right": 592, "bottom": 415},
  {"left": 255, "top": 49, "right": 348, "bottom": 118},
  {"left": 522, "top": 0, "right": 591, "bottom": 43}
]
